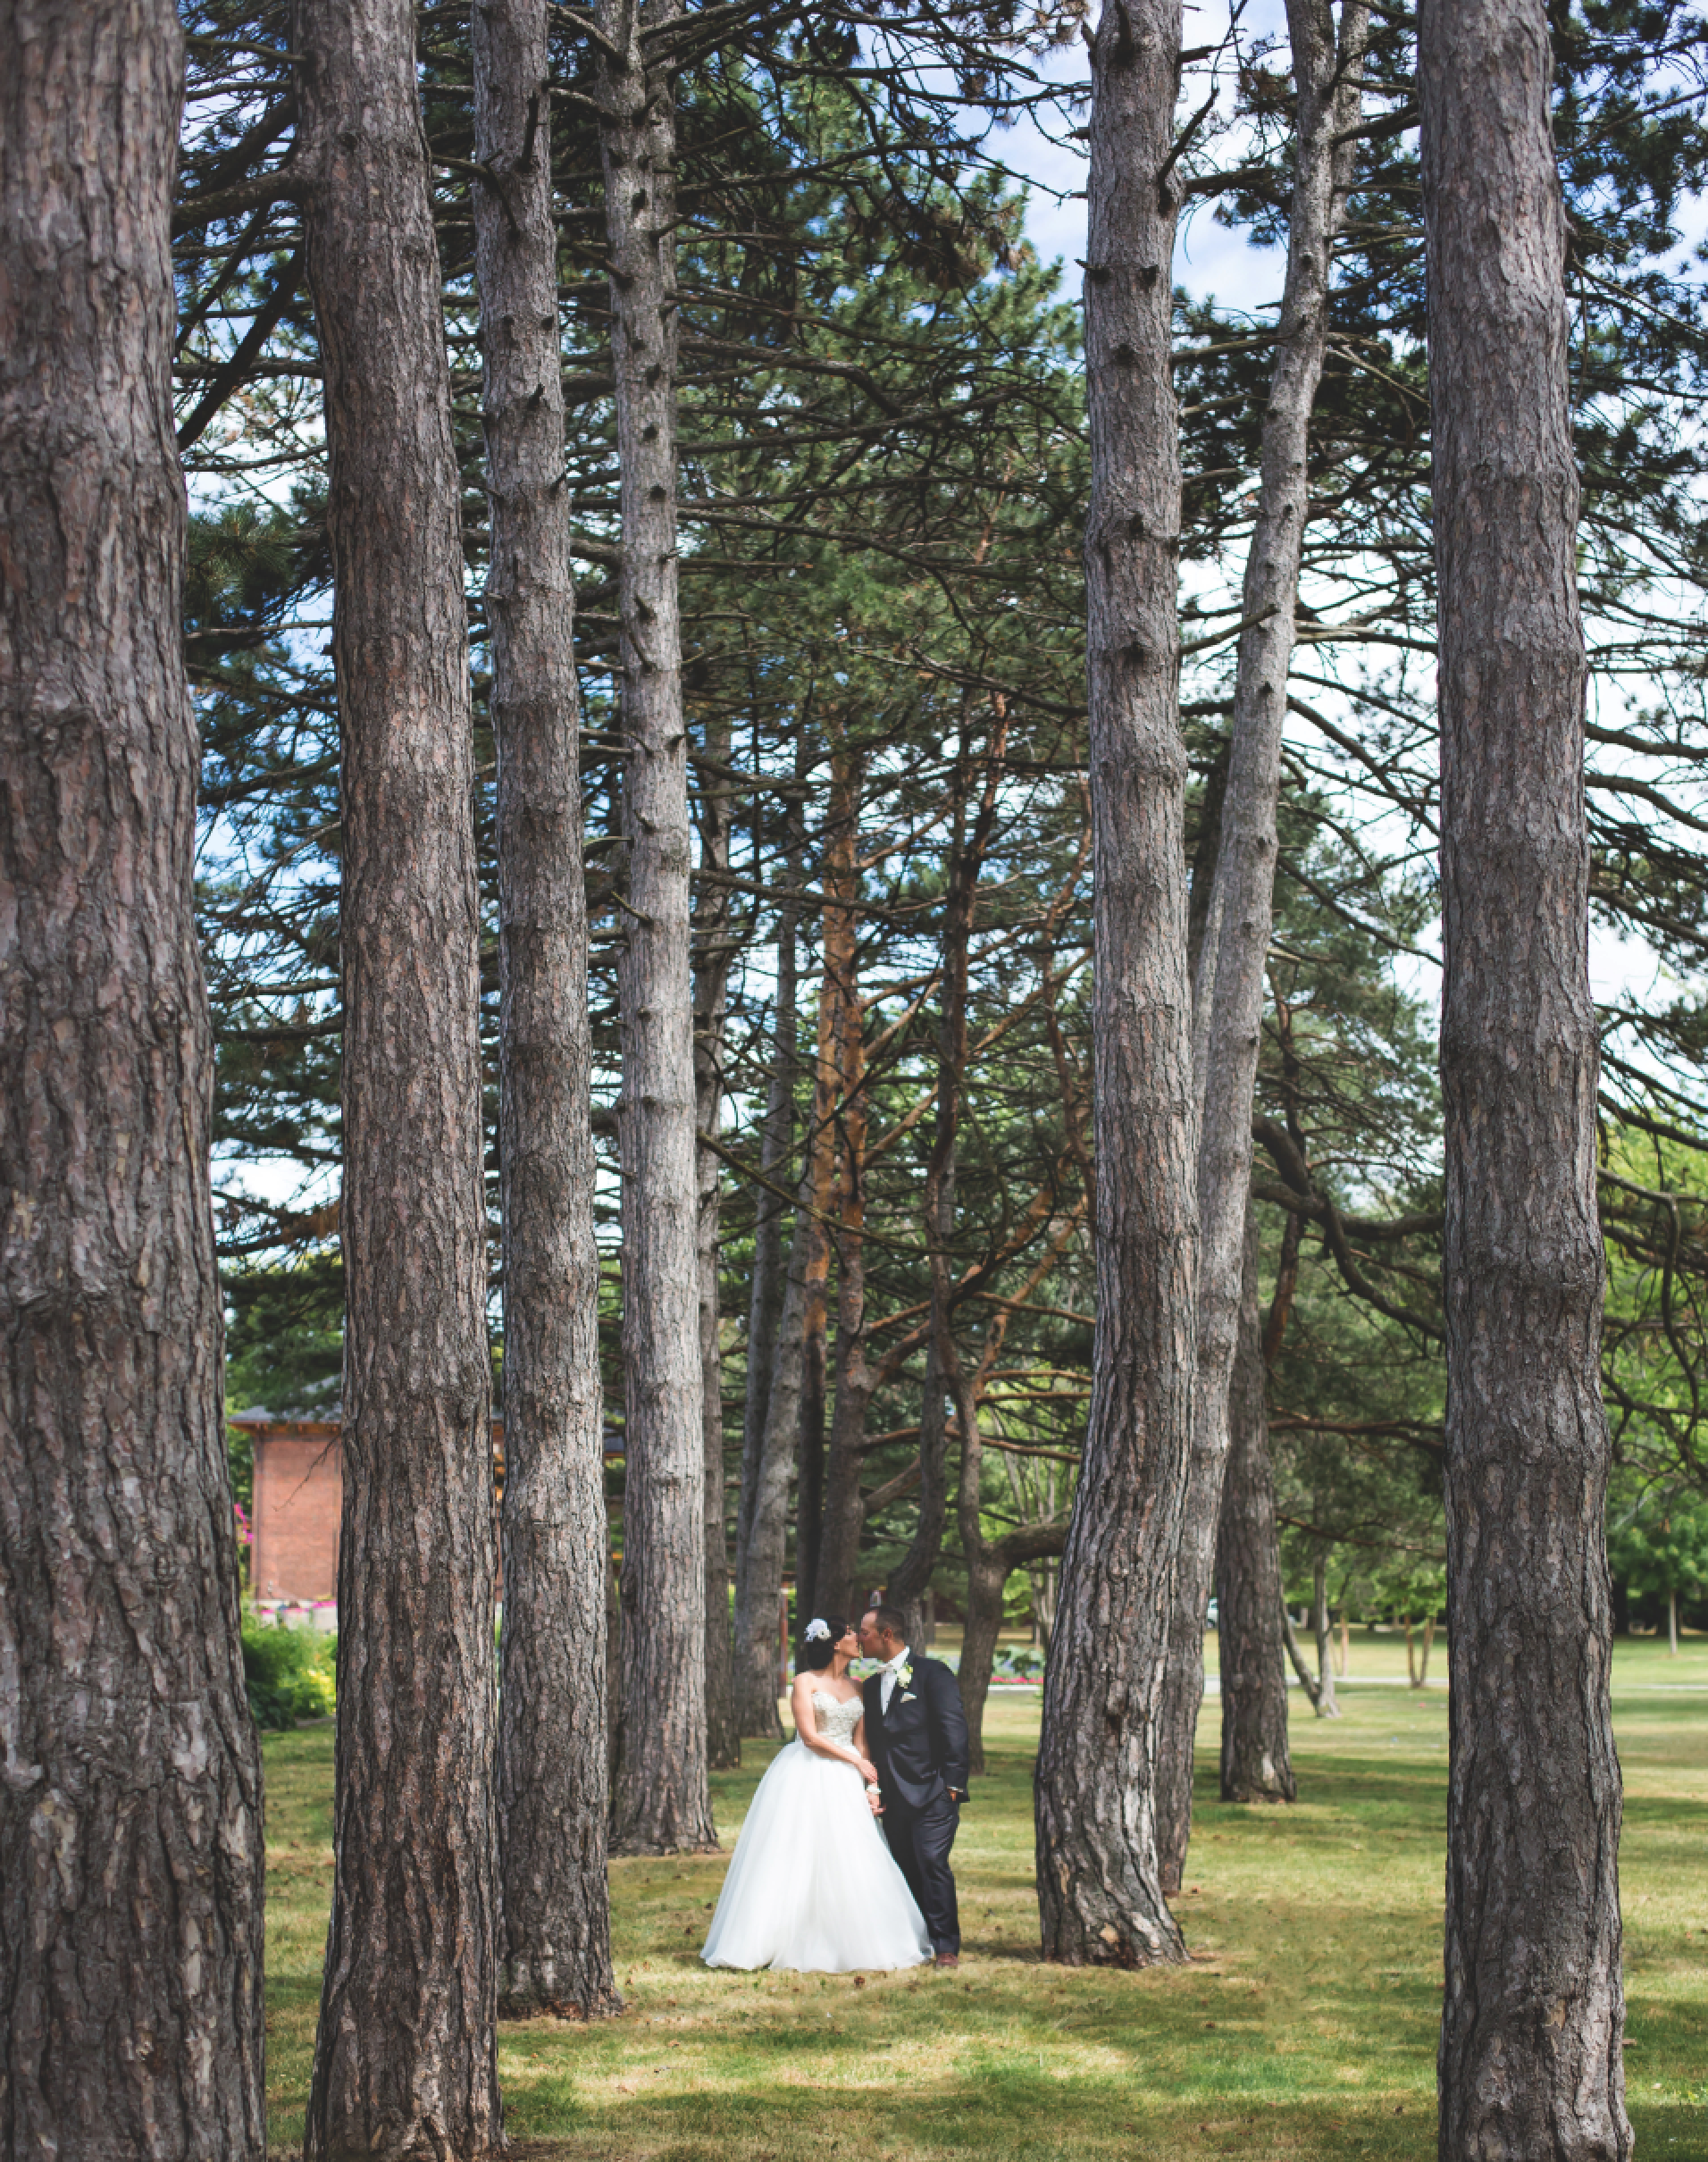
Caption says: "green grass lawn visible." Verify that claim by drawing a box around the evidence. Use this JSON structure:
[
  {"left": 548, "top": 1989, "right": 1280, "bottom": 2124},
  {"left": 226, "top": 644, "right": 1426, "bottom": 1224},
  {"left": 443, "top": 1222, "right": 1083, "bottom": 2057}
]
[{"left": 259, "top": 1637, "right": 1708, "bottom": 2158}]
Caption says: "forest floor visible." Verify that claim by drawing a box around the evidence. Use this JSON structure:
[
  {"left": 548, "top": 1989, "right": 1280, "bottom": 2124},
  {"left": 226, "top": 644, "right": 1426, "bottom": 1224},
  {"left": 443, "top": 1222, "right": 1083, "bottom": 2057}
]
[{"left": 259, "top": 1636, "right": 1708, "bottom": 2158}]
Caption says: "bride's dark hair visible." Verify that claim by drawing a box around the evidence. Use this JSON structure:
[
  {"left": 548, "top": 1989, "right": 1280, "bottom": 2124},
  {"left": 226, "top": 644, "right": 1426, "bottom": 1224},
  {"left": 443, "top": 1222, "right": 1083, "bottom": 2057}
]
[{"left": 796, "top": 1614, "right": 850, "bottom": 1673}]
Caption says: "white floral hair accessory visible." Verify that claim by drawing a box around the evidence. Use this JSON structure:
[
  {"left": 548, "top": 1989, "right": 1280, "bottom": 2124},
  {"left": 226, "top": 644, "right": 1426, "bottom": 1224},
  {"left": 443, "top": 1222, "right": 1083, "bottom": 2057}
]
[{"left": 804, "top": 1618, "right": 831, "bottom": 1643}]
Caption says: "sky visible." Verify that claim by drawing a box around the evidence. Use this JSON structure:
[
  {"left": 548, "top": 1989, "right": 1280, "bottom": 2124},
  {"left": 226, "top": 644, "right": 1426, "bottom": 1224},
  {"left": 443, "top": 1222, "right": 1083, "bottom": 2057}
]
[
  {"left": 981, "top": 23, "right": 1703, "bottom": 1027},
  {"left": 214, "top": 25, "right": 1704, "bottom": 1230}
]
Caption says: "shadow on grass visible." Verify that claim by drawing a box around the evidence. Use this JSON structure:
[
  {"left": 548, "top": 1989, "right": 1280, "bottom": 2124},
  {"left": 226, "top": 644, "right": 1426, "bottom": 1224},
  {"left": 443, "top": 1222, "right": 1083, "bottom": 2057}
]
[{"left": 258, "top": 1688, "right": 1708, "bottom": 2162}]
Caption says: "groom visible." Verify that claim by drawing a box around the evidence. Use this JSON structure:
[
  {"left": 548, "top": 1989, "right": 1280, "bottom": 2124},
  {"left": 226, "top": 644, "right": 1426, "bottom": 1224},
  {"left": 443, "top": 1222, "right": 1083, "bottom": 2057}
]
[{"left": 858, "top": 1603, "right": 970, "bottom": 1967}]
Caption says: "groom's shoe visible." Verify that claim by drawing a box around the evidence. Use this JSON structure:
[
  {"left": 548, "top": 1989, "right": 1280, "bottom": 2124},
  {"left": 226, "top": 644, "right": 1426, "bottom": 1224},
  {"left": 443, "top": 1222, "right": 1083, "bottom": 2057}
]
[{"left": 934, "top": 1952, "right": 959, "bottom": 1968}]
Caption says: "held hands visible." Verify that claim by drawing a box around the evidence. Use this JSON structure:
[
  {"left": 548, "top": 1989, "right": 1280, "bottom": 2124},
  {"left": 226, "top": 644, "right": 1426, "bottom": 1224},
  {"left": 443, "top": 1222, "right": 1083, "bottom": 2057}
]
[{"left": 858, "top": 1756, "right": 880, "bottom": 1787}]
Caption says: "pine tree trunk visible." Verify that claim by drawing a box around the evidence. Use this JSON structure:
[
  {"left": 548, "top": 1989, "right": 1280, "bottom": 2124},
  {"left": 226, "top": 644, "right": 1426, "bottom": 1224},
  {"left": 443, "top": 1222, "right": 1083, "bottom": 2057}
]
[
  {"left": 1421, "top": 0, "right": 1630, "bottom": 2141},
  {"left": 733, "top": 896, "right": 799, "bottom": 1735},
  {"left": 1155, "top": 0, "right": 1369, "bottom": 1897},
  {"left": 296, "top": 0, "right": 503, "bottom": 2145},
  {"left": 733, "top": 838, "right": 805, "bottom": 1734},
  {"left": 958, "top": 1550, "right": 1009, "bottom": 1780},
  {"left": 733, "top": 1174, "right": 812, "bottom": 1731},
  {"left": 473, "top": 0, "right": 617, "bottom": 2020},
  {"left": 1034, "top": 0, "right": 1193, "bottom": 1972},
  {"left": 948, "top": 1353, "right": 1066, "bottom": 1779},
  {"left": 0, "top": 7, "right": 265, "bottom": 2148},
  {"left": 886, "top": 750, "right": 991, "bottom": 1651},
  {"left": 883, "top": 1259, "right": 953, "bottom": 1653},
  {"left": 1281, "top": 1595, "right": 1337, "bottom": 1714},
  {"left": 793, "top": 1203, "right": 830, "bottom": 1621},
  {"left": 1310, "top": 1549, "right": 1339, "bottom": 1718},
  {"left": 599, "top": 0, "right": 716, "bottom": 1855},
  {"left": 694, "top": 716, "right": 740, "bottom": 1770},
  {"left": 1216, "top": 1210, "right": 1294, "bottom": 1805},
  {"left": 1669, "top": 1590, "right": 1678, "bottom": 1657},
  {"left": 793, "top": 777, "right": 854, "bottom": 1622},
  {"left": 811, "top": 743, "right": 870, "bottom": 1620}
]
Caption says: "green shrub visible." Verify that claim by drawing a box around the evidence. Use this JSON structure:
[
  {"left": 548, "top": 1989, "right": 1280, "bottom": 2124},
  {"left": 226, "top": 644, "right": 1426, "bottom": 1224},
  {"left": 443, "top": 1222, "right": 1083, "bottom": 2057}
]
[{"left": 242, "top": 1617, "right": 336, "bottom": 1730}]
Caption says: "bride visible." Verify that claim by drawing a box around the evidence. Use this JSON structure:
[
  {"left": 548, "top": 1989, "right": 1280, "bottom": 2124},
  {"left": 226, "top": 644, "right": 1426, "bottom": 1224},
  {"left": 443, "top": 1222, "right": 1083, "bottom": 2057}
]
[{"left": 702, "top": 1615, "right": 932, "bottom": 1973}]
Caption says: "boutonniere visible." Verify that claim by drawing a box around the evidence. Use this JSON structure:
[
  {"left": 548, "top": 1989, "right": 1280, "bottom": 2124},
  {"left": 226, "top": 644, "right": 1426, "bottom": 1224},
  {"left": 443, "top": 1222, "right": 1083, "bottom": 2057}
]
[{"left": 897, "top": 1663, "right": 914, "bottom": 1691}]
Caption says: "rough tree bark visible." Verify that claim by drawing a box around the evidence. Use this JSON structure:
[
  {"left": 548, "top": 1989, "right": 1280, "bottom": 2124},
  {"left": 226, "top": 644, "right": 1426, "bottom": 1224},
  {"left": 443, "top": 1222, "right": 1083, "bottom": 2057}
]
[
  {"left": 732, "top": 890, "right": 800, "bottom": 1737},
  {"left": 473, "top": 0, "right": 617, "bottom": 2020},
  {"left": 792, "top": 1196, "right": 831, "bottom": 1622},
  {"left": 1215, "top": 1209, "right": 1295, "bottom": 1804},
  {"left": 0, "top": 5, "right": 265, "bottom": 2149},
  {"left": 1033, "top": 0, "right": 1193, "bottom": 1970},
  {"left": 737, "top": 1170, "right": 816, "bottom": 1708},
  {"left": 599, "top": 0, "right": 716, "bottom": 1854},
  {"left": 694, "top": 712, "right": 740, "bottom": 1769},
  {"left": 793, "top": 751, "right": 857, "bottom": 1622},
  {"left": 810, "top": 742, "right": 871, "bottom": 1621},
  {"left": 1155, "top": 0, "right": 1369, "bottom": 1895},
  {"left": 1420, "top": 0, "right": 1631, "bottom": 2143},
  {"left": 296, "top": 0, "right": 504, "bottom": 2146}
]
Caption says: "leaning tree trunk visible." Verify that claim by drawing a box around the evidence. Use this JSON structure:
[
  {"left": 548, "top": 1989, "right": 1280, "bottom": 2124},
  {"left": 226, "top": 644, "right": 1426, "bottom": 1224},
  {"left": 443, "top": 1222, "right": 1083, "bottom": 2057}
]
[
  {"left": 1309, "top": 1546, "right": 1339, "bottom": 1718},
  {"left": 694, "top": 713, "right": 740, "bottom": 1769},
  {"left": 599, "top": 0, "right": 716, "bottom": 1855},
  {"left": 0, "top": 6, "right": 264, "bottom": 2149},
  {"left": 1421, "top": 0, "right": 1630, "bottom": 2144},
  {"left": 733, "top": 874, "right": 801, "bottom": 1736},
  {"left": 1033, "top": 0, "right": 1193, "bottom": 1970},
  {"left": 473, "top": 0, "right": 618, "bottom": 2020},
  {"left": 1154, "top": 0, "right": 1369, "bottom": 1895},
  {"left": 296, "top": 0, "right": 503, "bottom": 2147},
  {"left": 1281, "top": 1587, "right": 1337, "bottom": 1715},
  {"left": 1216, "top": 1208, "right": 1295, "bottom": 1804}
]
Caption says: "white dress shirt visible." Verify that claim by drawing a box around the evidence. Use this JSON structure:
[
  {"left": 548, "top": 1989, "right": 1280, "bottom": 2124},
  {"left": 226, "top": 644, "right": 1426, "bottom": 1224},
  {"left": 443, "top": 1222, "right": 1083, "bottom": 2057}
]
[{"left": 879, "top": 1643, "right": 911, "bottom": 1715}]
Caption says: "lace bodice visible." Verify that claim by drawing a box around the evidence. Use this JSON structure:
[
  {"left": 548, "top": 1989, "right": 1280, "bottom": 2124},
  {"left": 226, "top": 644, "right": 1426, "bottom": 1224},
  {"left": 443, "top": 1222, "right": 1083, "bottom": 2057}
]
[{"left": 810, "top": 1689, "right": 863, "bottom": 1746}]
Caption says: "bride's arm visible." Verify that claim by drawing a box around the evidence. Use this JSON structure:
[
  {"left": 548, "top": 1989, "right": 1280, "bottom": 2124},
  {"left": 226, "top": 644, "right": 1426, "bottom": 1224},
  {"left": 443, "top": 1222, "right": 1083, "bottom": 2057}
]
[
  {"left": 790, "top": 1677, "right": 875, "bottom": 1779},
  {"left": 852, "top": 1714, "right": 882, "bottom": 1797}
]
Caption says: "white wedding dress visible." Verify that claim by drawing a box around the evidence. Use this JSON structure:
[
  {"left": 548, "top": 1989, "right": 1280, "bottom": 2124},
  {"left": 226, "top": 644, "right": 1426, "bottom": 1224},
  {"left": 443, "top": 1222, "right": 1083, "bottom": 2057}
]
[{"left": 702, "top": 1690, "right": 933, "bottom": 1973}]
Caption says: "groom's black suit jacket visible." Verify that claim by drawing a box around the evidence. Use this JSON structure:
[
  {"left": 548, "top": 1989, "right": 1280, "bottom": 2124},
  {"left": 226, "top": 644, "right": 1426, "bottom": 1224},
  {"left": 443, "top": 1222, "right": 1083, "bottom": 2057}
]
[{"left": 861, "top": 1652, "right": 970, "bottom": 1812}]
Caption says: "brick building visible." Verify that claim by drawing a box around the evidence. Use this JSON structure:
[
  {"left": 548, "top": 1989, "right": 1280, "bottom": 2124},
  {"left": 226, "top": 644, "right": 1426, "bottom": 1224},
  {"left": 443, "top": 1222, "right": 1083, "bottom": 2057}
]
[{"left": 237, "top": 1411, "right": 623, "bottom": 1608}]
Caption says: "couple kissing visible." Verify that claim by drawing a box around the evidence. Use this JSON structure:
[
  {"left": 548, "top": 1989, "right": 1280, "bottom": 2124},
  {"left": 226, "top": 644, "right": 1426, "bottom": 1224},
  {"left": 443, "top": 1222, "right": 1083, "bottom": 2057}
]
[{"left": 702, "top": 1604, "right": 970, "bottom": 1974}]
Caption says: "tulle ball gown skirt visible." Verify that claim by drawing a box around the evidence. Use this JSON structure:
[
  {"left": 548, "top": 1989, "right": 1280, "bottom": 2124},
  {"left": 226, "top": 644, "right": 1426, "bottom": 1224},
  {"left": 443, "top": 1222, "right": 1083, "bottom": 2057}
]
[{"left": 702, "top": 1739, "right": 933, "bottom": 1973}]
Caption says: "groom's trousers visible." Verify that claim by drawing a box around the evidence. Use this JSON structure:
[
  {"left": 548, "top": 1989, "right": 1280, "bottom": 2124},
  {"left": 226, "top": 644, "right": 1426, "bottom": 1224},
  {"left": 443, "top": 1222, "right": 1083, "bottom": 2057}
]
[{"left": 882, "top": 1791, "right": 960, "bottom": 1956}]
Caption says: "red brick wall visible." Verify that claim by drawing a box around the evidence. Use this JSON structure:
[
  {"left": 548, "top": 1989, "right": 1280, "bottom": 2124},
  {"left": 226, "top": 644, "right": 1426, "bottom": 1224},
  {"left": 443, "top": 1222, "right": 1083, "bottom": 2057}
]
[
  {"left": 247, "top": 1420, "right": 610, "bottom": 1604},
  {"left": 251, "top": 1429, "right": 342, "bottom": 1602}
]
